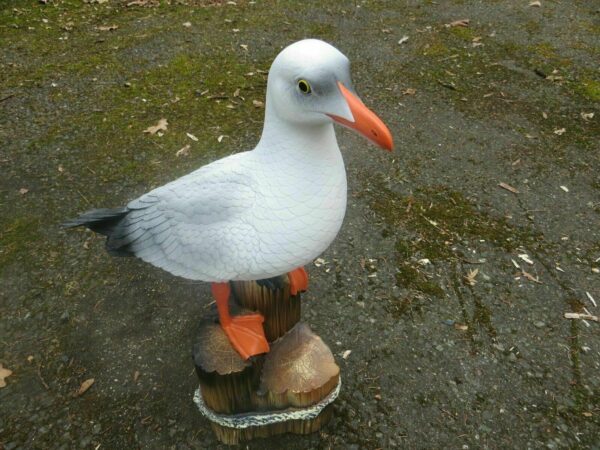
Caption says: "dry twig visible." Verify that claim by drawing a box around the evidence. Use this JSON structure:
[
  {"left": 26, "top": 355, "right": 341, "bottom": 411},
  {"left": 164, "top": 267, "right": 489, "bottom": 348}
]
[{"left": 564, "top": 312, "right": 599, "bottom": 323}]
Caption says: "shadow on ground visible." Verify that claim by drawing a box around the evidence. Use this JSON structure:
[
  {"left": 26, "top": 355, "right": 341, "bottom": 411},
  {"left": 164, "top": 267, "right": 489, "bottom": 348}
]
[{"left": 1, "top": 0, "right": 599, "bottom": 448}]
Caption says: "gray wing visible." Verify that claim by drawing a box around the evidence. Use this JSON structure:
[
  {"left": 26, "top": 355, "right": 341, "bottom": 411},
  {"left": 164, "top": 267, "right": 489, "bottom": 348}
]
[{"left": 108, "top": 153, "right": 258, "bottom": 281}]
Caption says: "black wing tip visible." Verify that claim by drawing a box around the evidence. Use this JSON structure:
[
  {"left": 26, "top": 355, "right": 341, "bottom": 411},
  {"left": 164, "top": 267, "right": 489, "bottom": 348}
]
[
  {"left": 63, "top": 207, "right": 129, "bottom": 235},
  {"left": 106, "top": 242, "right": 134, "bottom": 257}
]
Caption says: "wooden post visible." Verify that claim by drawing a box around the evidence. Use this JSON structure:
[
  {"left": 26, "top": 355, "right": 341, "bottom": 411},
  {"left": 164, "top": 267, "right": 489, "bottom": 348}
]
[{"left": 192, "top": 276, "right": 340, "bottom": 445}]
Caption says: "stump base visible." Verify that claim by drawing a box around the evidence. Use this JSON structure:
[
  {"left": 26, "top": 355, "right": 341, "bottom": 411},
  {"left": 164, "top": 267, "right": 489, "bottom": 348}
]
[
  {"left": 193, "top": 377, "right": 340, "bottom": 445},
  {"left": 192, "top": 279, "right": 340, "bottom": 444}
]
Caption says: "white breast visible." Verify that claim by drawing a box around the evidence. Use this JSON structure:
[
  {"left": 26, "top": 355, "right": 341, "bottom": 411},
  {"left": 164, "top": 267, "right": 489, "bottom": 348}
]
[{"left": 242, "top": 139, "right": 347, "bottom": 279}]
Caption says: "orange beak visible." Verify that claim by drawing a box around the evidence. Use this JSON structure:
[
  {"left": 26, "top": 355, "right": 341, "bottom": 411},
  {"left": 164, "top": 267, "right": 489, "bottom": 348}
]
[{"left": 328, "top": 81, "right": 393, "bottom": 151}]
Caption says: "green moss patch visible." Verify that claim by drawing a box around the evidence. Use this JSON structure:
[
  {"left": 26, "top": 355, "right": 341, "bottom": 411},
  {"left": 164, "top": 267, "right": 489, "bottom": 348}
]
[{"left": 362, "top": 179, "right": 540, "bottom": 298}]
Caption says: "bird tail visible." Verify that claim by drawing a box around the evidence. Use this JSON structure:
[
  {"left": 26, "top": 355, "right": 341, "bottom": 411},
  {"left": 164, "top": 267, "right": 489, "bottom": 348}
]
[{"left": 63, "top": 208, "right": 133, "bottom": 256}]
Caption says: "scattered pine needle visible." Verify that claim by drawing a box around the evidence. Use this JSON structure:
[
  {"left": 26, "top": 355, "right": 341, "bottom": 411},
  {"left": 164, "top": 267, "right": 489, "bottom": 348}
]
[
  {"left": 499, "top": 182, "right": 519, "bottom": 194},
  {"left": 522, "top": 271, "right": 542, "bottom": 284},
  {"left": 585, "top": 291, "right": 597, "bottom": 308}
]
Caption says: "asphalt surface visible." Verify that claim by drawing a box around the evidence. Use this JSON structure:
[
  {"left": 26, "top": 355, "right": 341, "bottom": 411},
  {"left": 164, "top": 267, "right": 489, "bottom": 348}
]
[{"left": 1, "top": 1, "right": 599, "bottom": 449}]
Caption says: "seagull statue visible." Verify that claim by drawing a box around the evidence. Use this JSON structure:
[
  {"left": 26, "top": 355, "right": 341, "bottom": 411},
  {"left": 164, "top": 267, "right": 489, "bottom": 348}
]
[{"left": 65, "top": 39, "right": 393, "bottom": 360}]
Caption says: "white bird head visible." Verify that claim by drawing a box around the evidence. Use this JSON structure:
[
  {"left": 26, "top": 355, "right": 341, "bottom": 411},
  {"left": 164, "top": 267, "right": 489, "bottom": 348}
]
[{"left": 264, "top": 39, "right": 393, "bottom": 151}]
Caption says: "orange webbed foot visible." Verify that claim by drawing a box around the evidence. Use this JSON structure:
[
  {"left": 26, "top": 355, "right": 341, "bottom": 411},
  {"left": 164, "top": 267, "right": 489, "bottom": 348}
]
[
  {"left": 288, "top": 267, "right": 309, "bottom": 296},
  {"left": 212, "top": 282, "right": 269, "bottom": 360},
  {"left": 221, "top": 314, "right": 270, "bottom": 360}
]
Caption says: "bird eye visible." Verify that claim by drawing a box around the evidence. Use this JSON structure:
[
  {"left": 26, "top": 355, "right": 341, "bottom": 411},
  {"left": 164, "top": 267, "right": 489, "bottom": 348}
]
[{"left": 298, "top": 79, "right": 312, "bottom": 94}]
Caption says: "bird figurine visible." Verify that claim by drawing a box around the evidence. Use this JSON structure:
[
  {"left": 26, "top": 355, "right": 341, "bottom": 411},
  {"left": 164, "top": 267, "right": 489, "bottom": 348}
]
[{"left": 65, "top": 39, "right": 393, "bottom": 360}]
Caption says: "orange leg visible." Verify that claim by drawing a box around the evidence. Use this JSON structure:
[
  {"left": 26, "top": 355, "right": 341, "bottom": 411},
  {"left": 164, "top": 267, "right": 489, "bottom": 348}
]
[
  {"left": 211, "top": 282, "right": 269, "bottom": 360},
  {"left": 288, "top": 267, "right": 309, "bottom": 296}
]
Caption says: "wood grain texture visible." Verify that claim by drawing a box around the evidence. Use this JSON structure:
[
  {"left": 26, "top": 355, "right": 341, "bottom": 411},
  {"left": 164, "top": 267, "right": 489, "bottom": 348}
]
[{"left": 193, "top": 280, "right": 339, "bottom": 443}]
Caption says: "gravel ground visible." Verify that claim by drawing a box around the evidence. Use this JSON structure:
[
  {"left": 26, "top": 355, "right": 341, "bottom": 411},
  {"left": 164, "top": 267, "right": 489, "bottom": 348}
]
[{"left": 1, "top": 0, "right": 599, "bottom": 449}]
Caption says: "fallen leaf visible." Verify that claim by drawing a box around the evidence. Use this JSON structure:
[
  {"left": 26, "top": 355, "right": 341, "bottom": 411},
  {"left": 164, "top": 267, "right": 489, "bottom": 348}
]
[
  {"left": 143, "top": 118, "right": 168, "bottom": 135},
  {"left": 398, "top": 35, "right": 409, "bottom": 45},
  {"left": 27, "top": 355, "right": 34, "bottom": 363},
  {"left": 554, "top": 127, "right": 566, "bottom": 135},
  {"left": 529, "top": 0, "right": 541, "bottom": 6},
  {"left": 417, "top": 258, "right": 431, "bottom": 266},
  {"left": 97, "top": 24, "right": 118, "bottom": 31},
  {"left": 19, "top": 187, "right": 29, "bottom": 195},
  {"left": 252, "top": 100, "right": 264, "bottom": 108},
  {"left": 446, "top": 19, "right": 470, "bottom": 28},
  {"left": 186, "top": 132, "right": 199, "bottom": 141},
  {"left": 342, "top": 350, "right": 352, "bottom": 359},
  {"left": 374, "top": 393, "right": 382, "bottom": 400},
  {"left": 133, "top": 371, "right": 140, "bottom": 382},
  {"left": 175, "top": 144, "right": 190, "bottom": 157},
  {"left": 217, "top": 135, "right": 225, "bottom": 143},
  {"left": 542, "top": 111, "right": 548, "bottom": 119},
  {"left": 464, "top": 268, "right": 479, "bottom": 286},
  {"left": 402, "top": 88, "right": 416, "bottom": 95},
  {"left": 0, "top": 364, "right": 13, "bottom": 388},
  {"left": 182, "top": 21, "right": 191, "bottom": 28},
  {"left": 73, "top": 378, "right": 95, "bottom": 397},
  {"left": 582, "top": 412, "right": 593, "bottom": 417},
  {"left": 314, "top": 257, "right": 326, "bottom": 267},
  {"left": 560, "top": 185, "right": 569, "bottom": 192},
  {"left": 240, "top": 44, "right": 248, "bottom": 51},
  {"left": 580, "top": 112, "right": 594, "bottom": 121},
  {"left": 454, "top": 323, "right": 469, "bottom": 331},
  {"left": 498, "top": 182, "right": 519, "bottom": 194}
]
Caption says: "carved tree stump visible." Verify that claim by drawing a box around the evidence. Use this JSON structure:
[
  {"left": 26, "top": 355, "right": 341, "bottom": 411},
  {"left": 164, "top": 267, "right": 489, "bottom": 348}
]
[{"left": 192, "top": 276, "right": 340, "bottom": 445}]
